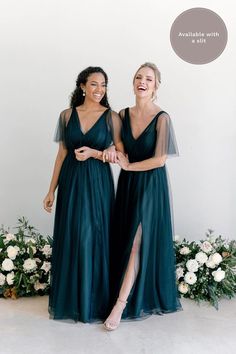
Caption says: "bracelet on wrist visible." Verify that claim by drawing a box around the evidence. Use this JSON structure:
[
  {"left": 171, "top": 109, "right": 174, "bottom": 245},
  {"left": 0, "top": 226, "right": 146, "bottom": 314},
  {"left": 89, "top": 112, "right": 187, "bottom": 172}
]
[{"left": 94, "top": 150, "right": 99, "bottom": 159}]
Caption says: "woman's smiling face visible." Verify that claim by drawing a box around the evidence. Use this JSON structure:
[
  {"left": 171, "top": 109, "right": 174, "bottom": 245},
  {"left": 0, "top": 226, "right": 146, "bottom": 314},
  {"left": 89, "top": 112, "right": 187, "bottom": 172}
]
[
  {"left": 81, "top": 72, "right": 107, "bottom": 103},
  {"left": 133, "top": 66, "right": 156, "bottom": 100}
]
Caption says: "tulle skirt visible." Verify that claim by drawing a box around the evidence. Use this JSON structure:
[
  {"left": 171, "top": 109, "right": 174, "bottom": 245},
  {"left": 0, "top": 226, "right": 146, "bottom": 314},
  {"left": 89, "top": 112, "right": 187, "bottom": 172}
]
[
  {"left": 110, "top": 166, "right": 182, "bottom": 319},
  {"left": 49, "top": 153, "right": 114, "bottom": 322}
]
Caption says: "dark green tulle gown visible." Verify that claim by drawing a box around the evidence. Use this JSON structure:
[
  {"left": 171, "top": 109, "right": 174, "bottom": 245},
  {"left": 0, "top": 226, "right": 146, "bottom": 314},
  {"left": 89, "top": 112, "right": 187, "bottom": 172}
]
[
  {"left": 110, "top": 108, "right": 182, "bottom": 319},
  {"left": 49, "top": 107, "right": 114, "bottom": 323}
]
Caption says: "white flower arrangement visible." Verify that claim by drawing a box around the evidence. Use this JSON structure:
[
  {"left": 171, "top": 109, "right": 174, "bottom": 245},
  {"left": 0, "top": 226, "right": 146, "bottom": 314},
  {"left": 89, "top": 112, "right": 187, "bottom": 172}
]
[
  {"left": 174, "top": 230, "right": 236, "bottom": 309},
  {"left": 0, "top": 217, "right": 52, "bottom": 299}
]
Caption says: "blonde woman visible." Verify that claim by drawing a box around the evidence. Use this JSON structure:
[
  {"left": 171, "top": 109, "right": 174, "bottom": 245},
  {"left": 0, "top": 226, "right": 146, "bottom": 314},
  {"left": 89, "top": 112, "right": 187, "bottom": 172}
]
[{"left": 104, "top": 63, "right": 182, "bottom": 330}]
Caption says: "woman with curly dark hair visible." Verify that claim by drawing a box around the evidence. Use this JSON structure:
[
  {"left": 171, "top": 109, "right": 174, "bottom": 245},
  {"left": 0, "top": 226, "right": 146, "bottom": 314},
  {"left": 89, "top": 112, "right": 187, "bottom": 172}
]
[{"left": 43, "top": 66, "right": 123, "bottom": 323}]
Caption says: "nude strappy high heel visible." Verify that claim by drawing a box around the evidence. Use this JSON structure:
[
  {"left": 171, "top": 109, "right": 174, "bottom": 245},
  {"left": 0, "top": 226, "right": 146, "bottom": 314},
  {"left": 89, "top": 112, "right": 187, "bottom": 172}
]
[{"left": 103, "top": 298, "right": 127, "bottom": 331}]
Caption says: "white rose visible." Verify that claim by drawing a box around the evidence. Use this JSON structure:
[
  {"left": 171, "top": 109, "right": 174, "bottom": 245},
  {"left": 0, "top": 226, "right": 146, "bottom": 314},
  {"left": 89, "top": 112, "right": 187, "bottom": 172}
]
[
  {"left": 41, "top": 261, "right": 51, "bottom": 273},
  {"left": 184, "top": 272, "right": 197, "bottom": 285},
  {"left": 176, "top": 267, "right": 184, "bottom": 280},
  {"left": 186, "top": 259, "right": 199, "bottom": 273},
  {"left": 6, "top": 271, "right": 15, "bottom": 285},
  {"left": 23, "top": 258, "right": 37, "bottom": 272},
  {"left": 195, "top": 252, "right": 208, "bottom": 265},
  {"left": 205, "top": 255, "right": 217, "bottom": 269},
  {"left": 2, "top": 258, "right": 14, "bottom": 271},
  {"left": 7, "top": 245, "right": 19, "bottom": 260},
  {"left": 200, "top": 241, "right": 213, "bottom": 254},
  {"left": 178, "top": 282, "right": 189, "bottom": 294},
  {"left": 4, "top": 233, "right": 16, "bottom": 244},
  {"left": 34, "top": 280, "right": 47, "bottom": 291},
  {"left": 0, "top": 273, "right": 6, "bottom": 286},
  {"left": 174, "top": 235, "right": 181, "bottom": 243},
  {"left": 41, "top": 245, "right": 52, "bottom": 257},
  {"left": 212, "top": 268, "right": 225, "bottom": 282},
  {"left": 211, "top": 253, "right": 222, "bottom": 265},
  {"left": 180, "top": 247, "right": 191, "bottom": 255}
]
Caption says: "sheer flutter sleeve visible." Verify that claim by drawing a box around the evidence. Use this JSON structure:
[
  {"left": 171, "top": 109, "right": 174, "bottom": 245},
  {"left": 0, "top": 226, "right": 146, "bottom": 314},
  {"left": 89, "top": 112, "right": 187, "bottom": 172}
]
[
  {"left": 107, "top": 110, "right": 123, "bottom": 149},
  {"left": 123, "top": 111, "right": 178, "bottom": 171},
  {"left": 53, "top": 108, "right": 72, "bottom": 147},
  {"left": 155, "top": 112, "right": 179, "bottom": 158}
]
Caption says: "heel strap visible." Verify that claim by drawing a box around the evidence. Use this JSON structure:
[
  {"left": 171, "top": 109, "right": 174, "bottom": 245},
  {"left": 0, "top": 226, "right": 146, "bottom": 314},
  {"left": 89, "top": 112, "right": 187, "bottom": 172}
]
[
  {"left": 117, "top": 298, "right": 127, "bottom": 304},
  {"left": 116, "top": 298, "right": 127, "bottom": 310}
]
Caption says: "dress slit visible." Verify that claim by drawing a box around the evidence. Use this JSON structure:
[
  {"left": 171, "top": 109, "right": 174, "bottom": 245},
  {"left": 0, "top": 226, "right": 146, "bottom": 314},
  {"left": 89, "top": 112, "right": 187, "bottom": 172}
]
[{"left": 118, "top": 223, "right": 142, "bottom": 304}]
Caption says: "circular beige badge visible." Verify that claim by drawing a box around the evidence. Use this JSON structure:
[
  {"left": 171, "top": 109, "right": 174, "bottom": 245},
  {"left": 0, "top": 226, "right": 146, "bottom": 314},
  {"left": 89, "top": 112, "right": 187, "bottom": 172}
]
[{"left": 170, "top": 8, "right": 228, "bottom": 64}]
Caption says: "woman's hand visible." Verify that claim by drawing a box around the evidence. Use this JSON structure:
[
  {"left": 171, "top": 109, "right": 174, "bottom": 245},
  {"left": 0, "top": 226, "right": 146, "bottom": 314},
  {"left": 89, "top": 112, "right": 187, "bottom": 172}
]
[
  {"left": 117, "top": 151, "right": 130, "bottom": 170},
  {"left": 102, "top": 145, "right": 117, "bottom": 163},
  {"left": 43, "top": 192, "right": 55, "bottom": 213},
  {"left": 74, "top": 146, "right": 94, "bottom": 161}
]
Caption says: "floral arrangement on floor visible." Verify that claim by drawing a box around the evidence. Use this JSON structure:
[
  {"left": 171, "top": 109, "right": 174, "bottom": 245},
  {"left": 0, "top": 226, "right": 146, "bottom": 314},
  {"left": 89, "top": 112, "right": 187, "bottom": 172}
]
[
  {"left": 1, "top": 218, "right": 236, "bottom": 308},
  {"left": 0, "top": 217, "right": 52, "bottom": 299},
  {"left": 174, "top": 230, "right": 236, "bottom": 309}
]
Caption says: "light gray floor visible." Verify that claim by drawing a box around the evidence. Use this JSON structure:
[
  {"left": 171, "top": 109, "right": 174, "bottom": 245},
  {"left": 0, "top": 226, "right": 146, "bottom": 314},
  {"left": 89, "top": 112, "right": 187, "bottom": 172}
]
[{"left": 0, "top": 296, "right": 235, "bottom": 354}]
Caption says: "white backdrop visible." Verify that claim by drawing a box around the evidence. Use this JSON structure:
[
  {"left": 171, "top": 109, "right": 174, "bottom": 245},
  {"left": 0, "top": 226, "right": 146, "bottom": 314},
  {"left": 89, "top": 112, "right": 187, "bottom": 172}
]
[{"left": 0, "top": 0, "right": 235, "bottom": 240}]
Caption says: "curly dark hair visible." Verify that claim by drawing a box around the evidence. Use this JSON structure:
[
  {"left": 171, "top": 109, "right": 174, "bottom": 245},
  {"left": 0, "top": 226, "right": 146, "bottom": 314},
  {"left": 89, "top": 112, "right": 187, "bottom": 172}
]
[{"left": 70, "top": 66, "right": 110, "bottom": 108}]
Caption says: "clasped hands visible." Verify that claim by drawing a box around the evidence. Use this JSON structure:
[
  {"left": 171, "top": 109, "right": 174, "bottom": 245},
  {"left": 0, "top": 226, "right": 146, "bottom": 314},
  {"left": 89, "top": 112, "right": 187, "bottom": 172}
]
[{"left": 74, "top": 146, "right": 130, "bottom": 170}]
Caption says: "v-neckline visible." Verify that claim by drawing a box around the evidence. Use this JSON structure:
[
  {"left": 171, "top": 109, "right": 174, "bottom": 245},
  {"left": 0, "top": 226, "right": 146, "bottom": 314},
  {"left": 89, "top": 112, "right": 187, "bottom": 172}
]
[
  {"left": 75, "top": 108, "right": 109, "bottom": 136},
  {"left": 127, "top": 108, "right": 163, "bottom": 141}
]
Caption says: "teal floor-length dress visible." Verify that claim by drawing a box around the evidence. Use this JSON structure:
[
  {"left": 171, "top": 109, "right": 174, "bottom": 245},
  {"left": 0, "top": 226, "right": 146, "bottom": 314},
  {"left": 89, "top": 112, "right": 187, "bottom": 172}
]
[
  {"left": 110, "top": 108, "right": 182, "bottom": 319},
  {"left": 49, "top": 107, "right": 114, "bottom": 323}
]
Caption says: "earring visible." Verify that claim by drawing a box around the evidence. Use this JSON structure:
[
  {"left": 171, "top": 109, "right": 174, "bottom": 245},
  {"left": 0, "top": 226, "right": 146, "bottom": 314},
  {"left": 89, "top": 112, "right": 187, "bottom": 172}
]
[{"left": 83, "top": 91, "right": 86, "bottom": 96}]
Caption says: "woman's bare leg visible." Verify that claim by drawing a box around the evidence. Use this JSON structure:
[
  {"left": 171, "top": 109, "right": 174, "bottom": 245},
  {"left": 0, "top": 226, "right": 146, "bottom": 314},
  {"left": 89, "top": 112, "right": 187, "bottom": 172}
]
[{"left": 104, "top": 224, "right": 142, "bottom": 330}]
